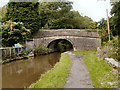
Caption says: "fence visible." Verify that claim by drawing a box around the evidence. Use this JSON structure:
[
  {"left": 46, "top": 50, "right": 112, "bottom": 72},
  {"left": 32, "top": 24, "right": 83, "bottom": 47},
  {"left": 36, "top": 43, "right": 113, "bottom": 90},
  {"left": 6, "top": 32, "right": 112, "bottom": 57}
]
[{"left": 0, "top": 47, "right": 25, "bottom": 60}]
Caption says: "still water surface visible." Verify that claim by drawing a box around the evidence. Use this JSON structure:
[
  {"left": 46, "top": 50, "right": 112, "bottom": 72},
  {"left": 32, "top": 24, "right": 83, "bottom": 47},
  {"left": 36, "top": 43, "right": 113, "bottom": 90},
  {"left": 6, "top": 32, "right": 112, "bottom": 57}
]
[{"left": 2, "top": 53, "right": 61, "bottom": 88}]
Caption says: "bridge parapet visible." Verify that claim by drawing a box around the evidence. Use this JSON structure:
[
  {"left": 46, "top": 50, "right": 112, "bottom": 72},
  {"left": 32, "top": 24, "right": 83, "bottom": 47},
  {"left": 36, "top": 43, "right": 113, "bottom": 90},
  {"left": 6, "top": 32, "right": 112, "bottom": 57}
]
[{"left": 33, "top": 29, "right": 100, "bottom": 38}]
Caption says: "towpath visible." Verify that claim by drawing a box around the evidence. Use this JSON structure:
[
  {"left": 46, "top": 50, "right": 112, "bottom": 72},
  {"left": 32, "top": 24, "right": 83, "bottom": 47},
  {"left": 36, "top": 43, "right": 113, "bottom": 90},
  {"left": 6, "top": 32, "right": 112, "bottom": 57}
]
[{"left": 64, "top": 51, "right": 93, "bottom": 88}]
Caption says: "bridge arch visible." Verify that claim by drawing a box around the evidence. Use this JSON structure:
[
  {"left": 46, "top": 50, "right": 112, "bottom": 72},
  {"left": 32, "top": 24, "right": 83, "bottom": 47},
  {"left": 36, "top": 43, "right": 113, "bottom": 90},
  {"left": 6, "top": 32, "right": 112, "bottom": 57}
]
[
  {"left": 46, "top": 39, "right": 75, "bottom": 52},
  {"left": 26, "top": 29, "right": 101, "bottom": 51}
]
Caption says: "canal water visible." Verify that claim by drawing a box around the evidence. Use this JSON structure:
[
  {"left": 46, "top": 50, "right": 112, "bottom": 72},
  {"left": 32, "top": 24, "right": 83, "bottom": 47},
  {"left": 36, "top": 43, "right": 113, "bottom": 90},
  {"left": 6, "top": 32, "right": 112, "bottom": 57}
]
[{"left": 2, "top": 52, "right": 61, "bottom": 88}]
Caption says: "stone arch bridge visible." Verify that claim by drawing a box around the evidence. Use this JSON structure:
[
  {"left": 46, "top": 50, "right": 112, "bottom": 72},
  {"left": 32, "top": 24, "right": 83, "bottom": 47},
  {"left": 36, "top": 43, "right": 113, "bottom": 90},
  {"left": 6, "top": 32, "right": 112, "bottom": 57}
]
[{"left": 26, "top": 29, "right": 101, "bottom": 51}]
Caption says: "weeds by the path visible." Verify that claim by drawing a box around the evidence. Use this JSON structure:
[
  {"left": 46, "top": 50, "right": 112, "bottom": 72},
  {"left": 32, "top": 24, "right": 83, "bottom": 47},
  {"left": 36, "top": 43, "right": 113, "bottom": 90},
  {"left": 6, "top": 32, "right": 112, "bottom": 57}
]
[
  {"left": 73, "top": 50, "right": 118, "bottom": 88},
  {"left": 29, "top": 53, "right": 72, "bottom": 88}
]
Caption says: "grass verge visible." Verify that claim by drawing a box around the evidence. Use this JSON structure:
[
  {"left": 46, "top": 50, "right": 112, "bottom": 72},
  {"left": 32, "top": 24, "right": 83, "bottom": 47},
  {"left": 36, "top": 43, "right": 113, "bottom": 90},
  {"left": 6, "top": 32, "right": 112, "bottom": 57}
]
[
  {"left": 29, "top": 53, "right": 72, "bottom": 88},
  {"left": 73, "top": 50, "right": 118, "bottom": 88}
]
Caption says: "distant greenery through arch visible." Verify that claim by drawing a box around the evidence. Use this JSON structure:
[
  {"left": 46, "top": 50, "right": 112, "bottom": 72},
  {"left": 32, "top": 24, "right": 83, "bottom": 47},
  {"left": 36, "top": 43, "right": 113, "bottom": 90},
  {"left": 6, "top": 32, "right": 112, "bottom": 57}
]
[{"left": 56, "top": 40, "right": 73, "bottom": 52}]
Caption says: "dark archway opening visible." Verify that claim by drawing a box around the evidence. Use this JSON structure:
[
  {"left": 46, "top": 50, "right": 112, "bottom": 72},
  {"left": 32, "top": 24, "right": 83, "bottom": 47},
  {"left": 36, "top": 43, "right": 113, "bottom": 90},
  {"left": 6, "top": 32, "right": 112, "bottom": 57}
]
[{"left": 47, "top": 39, "right": 73, "bottom": 52}]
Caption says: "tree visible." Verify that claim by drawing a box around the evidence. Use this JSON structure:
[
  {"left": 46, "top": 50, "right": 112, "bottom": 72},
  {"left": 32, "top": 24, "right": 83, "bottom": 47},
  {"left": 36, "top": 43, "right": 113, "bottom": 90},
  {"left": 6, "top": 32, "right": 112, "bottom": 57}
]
[
  {"left": 71, "top": 11, "right": 85, "bottom": 29},
  {"left": 0, "top": 6, "right": 7, "bottom": 18},
  {"left": 39, "top": 2, "right": 74, "bottom": 29},
  {"left": 98, "top": 1, "right": 120, "bottom": 43},
  {"left": 2, "top": 1, "right": 96, "bottom": 31},
  {"left": 39, "top": 2, "right": 94, "bottom": 29},
  {"left": 88, "top": 21, "right": 97, "bottom": 29},
  {"left": 2, "top": 2, "right": 41, "bottom": 33},
  {"left": 110, "top": 1, "right": 120, "bottom": 61},
  {"left": 98, "top": 18, "right": 107, "bottom": 29},
  {"left": 110, "top": 1, "right": 120, "bottom": 35},
  {"left": 0, "top": 16, "right": 2, "bottom": 23},
  {"left": 0, "top": 6, "right": 7, "bottom": 24},
  {"left": 1, "top": 21, "right": 30, "bottom": 47},
  {"left": 83, "top": 16, "right": 93, "bottom": 29},
  {"left": 0, "top": 7, "right": 2, "bottom": 18}
]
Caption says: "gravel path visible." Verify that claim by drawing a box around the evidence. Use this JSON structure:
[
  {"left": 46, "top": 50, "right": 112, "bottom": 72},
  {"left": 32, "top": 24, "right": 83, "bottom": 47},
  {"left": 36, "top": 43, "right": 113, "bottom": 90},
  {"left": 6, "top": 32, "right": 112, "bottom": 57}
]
[{"left": 64, "top": 52, "right": 93, "bottom": 88}]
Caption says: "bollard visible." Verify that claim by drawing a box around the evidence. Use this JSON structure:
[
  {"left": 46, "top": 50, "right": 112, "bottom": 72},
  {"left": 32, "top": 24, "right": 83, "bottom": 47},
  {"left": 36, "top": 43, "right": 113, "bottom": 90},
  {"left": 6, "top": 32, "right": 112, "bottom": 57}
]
[
  {"left": 14, "top": 47, "right": 15, "bottom": 56},
  {"left": 9, "top": 47, "right": 11, "bottom": 57}
]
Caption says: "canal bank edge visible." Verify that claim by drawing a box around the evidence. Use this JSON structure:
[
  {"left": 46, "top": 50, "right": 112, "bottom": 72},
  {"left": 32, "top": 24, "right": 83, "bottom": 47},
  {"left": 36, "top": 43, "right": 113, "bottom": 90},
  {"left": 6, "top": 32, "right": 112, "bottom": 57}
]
[
  {"left": 29, "top": 52, "right": 72, "bottom": 88},
  {"left": 1, "top": 47, "right": 30, "bottom": 64}
]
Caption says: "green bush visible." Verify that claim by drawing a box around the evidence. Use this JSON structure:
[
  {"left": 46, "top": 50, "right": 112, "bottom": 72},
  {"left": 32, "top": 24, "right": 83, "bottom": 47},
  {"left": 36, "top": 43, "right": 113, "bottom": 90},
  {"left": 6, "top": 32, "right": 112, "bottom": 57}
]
[
  {"left": 17, "top": 49, "right": 30, "bottom": 59},
  {"left": 56, "top": 40, "right": 73, "bottom": 52},
  {"left": 34, "top": 45, "right": 52, "bottom": 55},
  {"left": 16, "top": 56, "right": 23, "bottom": 60},
  {"left": 0, "top": 60, "right": 5, "bottom": 64},
  {"left": 6, "top": 59, "right": 10, "bottom": 62},
  {"left": 19, "top": 49, "right": 31, "bottom": 56},
  {"left": 97, "top": 36, "right": 119, "bottom": 61}
]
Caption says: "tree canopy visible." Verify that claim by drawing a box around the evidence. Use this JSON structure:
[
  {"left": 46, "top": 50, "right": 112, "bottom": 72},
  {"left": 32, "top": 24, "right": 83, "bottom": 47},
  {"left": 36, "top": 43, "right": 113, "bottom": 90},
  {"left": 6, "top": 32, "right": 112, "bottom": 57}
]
[
  {"left": 1, "top": 21, "right": 30, "bottom": 47},
  {"left": 39, "top": 2, "right": 74, "bottom": 29},
  {"left": 38, "top": 2, "right": 96, "bottom": 29},
  {"left": 98, "top": 1, "right": 120, "bottom": 37},
  {"left": 97, "top": 1, "right": 120, "bottom": 44},
  {"left": 3, "top": 1, "right": 96, "bottom": 30},
  {"left": 2, "top": 2, "right": 41, "bottom": 33},
  {"left": 110, "top": 1, "right": 120, "bottom": 35}
]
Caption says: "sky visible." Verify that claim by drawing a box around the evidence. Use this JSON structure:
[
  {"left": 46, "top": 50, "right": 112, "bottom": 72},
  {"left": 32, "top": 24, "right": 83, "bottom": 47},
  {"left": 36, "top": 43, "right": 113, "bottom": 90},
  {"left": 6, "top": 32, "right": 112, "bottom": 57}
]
[
  {"left": 0, "top": 0, "right": 112, "bottom": 22},
  {"left": 71, "top": 0, "right": 112, "bottom": 22}
]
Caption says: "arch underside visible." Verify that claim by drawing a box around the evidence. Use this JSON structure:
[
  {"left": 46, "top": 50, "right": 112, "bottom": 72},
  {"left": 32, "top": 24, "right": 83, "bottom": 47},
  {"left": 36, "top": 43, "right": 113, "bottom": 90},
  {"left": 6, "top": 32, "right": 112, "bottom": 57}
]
[{"left": 47, "top": 39, "right": 74, "bottom": 52}]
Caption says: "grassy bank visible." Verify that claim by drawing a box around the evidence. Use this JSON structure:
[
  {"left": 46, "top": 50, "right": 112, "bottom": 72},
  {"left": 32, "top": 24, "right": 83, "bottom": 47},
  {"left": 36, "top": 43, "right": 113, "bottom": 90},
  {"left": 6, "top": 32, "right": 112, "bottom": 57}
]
[
  {"left": 73, "top": 50, "right": 118, "bottom": 88},
  {"left": 29, "top": 53, "right": 72, "bottom": 88}
]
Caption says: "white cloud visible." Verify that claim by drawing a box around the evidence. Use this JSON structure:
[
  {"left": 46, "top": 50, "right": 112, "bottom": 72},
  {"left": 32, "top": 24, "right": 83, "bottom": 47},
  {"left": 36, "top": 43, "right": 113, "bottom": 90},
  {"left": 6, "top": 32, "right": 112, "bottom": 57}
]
[{"left": 0, "top": 0, "right": 9, "bottom": 7}]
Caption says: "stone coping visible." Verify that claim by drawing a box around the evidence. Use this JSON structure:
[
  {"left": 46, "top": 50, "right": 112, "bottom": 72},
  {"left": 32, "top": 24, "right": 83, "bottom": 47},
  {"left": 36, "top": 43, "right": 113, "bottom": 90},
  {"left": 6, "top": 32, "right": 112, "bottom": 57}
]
[
  {"left": 39, "top": 29, "right": 99, "bottom": 31},
  {"left": 105, "top": 58, "right": 120, "bottom": 68}
]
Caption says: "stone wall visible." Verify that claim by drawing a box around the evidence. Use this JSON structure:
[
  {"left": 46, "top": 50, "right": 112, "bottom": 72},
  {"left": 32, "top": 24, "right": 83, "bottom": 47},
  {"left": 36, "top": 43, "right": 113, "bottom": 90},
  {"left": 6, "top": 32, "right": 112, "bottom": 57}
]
[
  {"left": 26, "top": 40, "right": 34, "bottom": 50},
  {"left": 27, "top": 29, "right": 101, "bottom": 51},
  {"left": 33, "top": 29, "right": 99, "bottom": 38}
]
